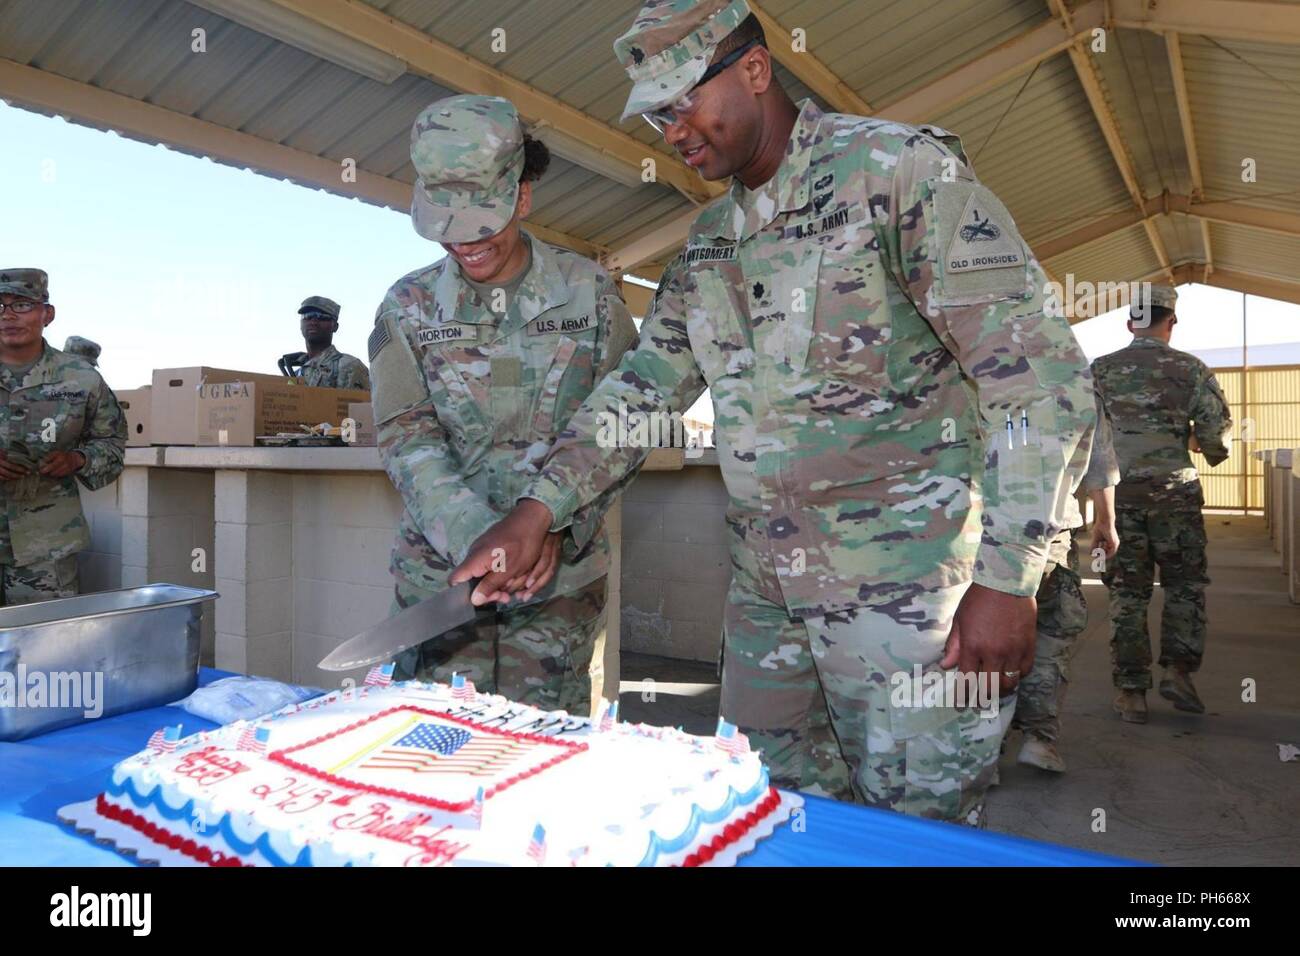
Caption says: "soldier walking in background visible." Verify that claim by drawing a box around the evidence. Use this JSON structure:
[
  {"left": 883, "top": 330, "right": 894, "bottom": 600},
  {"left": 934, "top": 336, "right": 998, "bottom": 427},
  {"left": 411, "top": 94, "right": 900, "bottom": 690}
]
[
  {"left": 1014, "top": 388, "right": 1119, "bottom": 772},
  {"left": 0, "top": 269, "right": 126, "bottom": 605},
  {"left": 1091, "top": 285, "right": 1233, "bottom": 723}
]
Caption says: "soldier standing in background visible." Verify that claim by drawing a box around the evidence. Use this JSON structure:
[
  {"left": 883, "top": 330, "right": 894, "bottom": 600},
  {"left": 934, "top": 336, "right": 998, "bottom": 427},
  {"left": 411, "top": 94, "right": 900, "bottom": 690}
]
[
  {"left": 367, "top": 96, "right": 638, "bottom": 714},
  {"left": 1014, "top": 388, "right": 1120, "bottom": 772},
  {"left": 1092, "top": 285, "right": 1232, "bottom": 723},
  {"left": 0, "top": 269, "right": 126, "bottom": 605},
  {"left": 281, "top": 296, "right": 371, "bottom": 389},
  {"left": 451, "top": 0, "right": 1097, "bottom": 826},
  {"left": 62, "top": 336, "right": 101, "bottom": 367}
]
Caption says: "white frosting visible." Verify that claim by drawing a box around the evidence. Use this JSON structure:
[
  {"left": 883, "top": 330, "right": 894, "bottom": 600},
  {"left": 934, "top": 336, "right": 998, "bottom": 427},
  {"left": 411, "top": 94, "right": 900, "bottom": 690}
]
[{"left": 99, "top": 681, "right": 782, "bottom": 867}]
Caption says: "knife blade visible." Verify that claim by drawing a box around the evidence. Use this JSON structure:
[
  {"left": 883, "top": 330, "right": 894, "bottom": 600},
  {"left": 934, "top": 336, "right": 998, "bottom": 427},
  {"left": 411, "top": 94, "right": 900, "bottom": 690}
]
[{"left": 317, "top": 581, "right": 478, "bottom": 671}]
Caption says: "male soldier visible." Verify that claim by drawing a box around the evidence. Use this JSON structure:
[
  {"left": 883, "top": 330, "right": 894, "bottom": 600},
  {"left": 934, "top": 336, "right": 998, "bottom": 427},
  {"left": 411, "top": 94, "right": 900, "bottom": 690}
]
[
  {"left": 450, "top": 1, "right": 1096, "bottom": 826},
  {"left": 1014, "top": 389, "right": 1119, "bottom": 772},
  {"left": 1092, "top": 285, "right": 1231, "bottom": 722},
  {"left": 281, "top": 296, "right": 371, "bottom": 389},
  {"left": 63, "top": 336, "right": 101, "bottom": 367},
  {"left": 0, "top": 269, "right": 126, "bottom": 605}
]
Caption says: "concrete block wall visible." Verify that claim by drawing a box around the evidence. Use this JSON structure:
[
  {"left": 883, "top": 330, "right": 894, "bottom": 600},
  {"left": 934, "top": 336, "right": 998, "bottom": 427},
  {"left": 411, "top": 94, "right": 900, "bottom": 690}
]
[
  {"left": 118, "top": 465, "right": 217, "bottom": 664},
  {"left": 619, "top": 463, "right": 731, "bottom": 664},
  {"left": 290, "top": 472, "right": 404, "bottom": 688},
  {"left": 77, "top": 482, "right": 123, "bottom": 593}
]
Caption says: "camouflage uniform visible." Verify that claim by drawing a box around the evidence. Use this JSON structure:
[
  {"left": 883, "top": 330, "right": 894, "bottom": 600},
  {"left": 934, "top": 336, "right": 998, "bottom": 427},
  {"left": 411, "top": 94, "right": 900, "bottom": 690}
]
[
  {"left": 1092, "top": 304, "right": 1232, "bottom": 690},
  {"left": 1014, "top": 389, "right": 1119, "bottom": 743},
  {"left": 0, "top": 269, "right": 127, "bottom": 605},
  {"left": 519, "top": 1, "right": 1097, "bottom": 825},
  {"left": 295, "top": 296, "right": 370, "bottom": 389},
  {"left": 299, "top": 344, "right": 370, "bottom": 390},
  {"left": 370, "top": 97, "right": 638, "bottom": 715}
]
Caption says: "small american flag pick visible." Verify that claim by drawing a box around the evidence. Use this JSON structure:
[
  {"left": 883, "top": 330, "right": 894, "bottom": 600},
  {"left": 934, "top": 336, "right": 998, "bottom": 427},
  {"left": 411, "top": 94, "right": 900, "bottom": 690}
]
[
  {"left": 237, "top": 725, "right": 270, "bottom": 755},
  {"left": 471, "top": 787, "right": 485, "bottom": 825},
  {"left": 147, "top": 724, "right": 182, "bottom": 754},
  {"left": 597, "top": 700, "right": 619, "bottom": 732},
  {"left": 714, "top": 718, "right": 750, "bottom": 759},
  {"left": 450, "top": 672, "right": 475, "bottom": 702},
  {"left": 526, "top": 824, "right": 547, "bottom": 866},
  {"left": 364, "top": 663, "right": 395, "bottom": 687}
]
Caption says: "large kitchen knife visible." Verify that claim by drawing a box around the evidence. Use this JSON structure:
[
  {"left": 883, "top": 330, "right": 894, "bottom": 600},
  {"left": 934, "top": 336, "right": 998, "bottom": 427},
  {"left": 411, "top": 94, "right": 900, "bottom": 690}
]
[{"left": 317, "top": 581, "right": 478, "bottom": 671}]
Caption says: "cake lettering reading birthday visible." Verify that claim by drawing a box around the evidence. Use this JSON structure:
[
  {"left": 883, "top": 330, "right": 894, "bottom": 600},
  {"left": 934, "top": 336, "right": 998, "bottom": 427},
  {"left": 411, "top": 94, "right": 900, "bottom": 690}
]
[{"left": 65, "top": 679, "right": 799, "bottom": 866}]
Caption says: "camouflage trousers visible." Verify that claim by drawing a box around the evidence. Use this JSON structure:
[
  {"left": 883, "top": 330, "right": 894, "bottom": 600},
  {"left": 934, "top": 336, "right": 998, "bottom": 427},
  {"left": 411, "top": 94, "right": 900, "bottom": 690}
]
[
  {"left": 390, "top": 574, "right": 607, "bottom": 717},
  {"left": 0, "top": 555, "right": 79, "bottom": 606},
  {"left": 721, "top": 579, "right": 1016, "bottom": 827},
  {"left": 1103, "top": 506, "right": 1209, "bottom": 690},
  {"left": 1013, "top": 541, "right": 1089, "bottom": 743}
]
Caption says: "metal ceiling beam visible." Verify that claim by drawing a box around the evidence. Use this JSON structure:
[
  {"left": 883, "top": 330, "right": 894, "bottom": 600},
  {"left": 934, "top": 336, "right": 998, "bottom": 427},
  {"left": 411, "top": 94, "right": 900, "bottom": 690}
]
[
  {"left": 261, "top": 0, "right": 723, "bottom": 205},
  {"left": 1206, "top": 269, "right": 1300, "bottom": 307},
  {"left": 1165, "top": 31, "right": 1216, "bottom": 279},
  {"left": 748, "top": 1, "right": 873, "bottom": 114},
  {"left": 1047, "top": 1, "right": 1174, "bottom": 280},
  {"left": 1038, "top": 192, "right": 1300, "bottom": 263},
  {"left": 0, "top": 57, "right": 602, "bottom": 259},
  {"left": 1111, "top": 0, "right": 1300, "bottom": 45}
]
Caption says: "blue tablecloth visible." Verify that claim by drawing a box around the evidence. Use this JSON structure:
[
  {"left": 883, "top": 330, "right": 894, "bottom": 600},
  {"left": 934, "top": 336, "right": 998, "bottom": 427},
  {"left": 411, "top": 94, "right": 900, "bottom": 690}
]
[{"left": 1, "top": 668, "right": 1132, "bottom": 866}]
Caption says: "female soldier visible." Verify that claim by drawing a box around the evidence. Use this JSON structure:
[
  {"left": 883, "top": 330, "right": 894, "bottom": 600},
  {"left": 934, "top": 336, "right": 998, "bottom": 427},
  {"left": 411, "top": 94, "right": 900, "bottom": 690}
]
[{"left": 369, "top": 95, "right": 638, "bottom": 715}]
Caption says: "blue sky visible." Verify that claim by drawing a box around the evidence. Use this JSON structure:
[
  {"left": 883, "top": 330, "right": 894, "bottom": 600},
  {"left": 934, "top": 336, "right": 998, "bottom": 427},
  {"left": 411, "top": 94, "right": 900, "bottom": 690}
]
[{"left": 1, "top": 99, "right": 1295, "bottom": 399}]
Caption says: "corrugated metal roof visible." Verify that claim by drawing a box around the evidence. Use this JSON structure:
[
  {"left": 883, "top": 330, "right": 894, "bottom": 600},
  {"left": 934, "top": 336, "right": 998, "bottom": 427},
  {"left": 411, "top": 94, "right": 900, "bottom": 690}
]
[
  {"left": 0, "top": 0, "right": 1296, "bottom": 302},
  {"left": 1209, "top": 221, "right": 1300, "bottom": 282},
  {"left": 1183, "top": 33, "right": 1300, "bottom": 216},
  {"left": 1046, "top": 221, "right": 1163, "bottom": 287},
  {"left": 934, "top": 51, "right": 1133, "bottom": 250}
]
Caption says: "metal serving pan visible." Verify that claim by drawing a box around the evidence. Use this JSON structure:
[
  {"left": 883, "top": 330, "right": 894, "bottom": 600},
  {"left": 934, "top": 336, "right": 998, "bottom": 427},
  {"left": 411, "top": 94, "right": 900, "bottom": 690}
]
[{"left": 0, "top": 584, "right": 218, "bottom": 741}]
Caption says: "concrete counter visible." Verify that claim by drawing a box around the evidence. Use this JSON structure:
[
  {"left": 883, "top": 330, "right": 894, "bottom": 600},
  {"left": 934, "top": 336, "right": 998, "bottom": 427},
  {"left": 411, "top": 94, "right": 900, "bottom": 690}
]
[{"left": 78, "top": 445, "right": 731, "bottom": 707}]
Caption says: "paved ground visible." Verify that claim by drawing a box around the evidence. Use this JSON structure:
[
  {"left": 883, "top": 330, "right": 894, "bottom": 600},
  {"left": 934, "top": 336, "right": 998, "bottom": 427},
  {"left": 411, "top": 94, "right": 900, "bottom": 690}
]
[{"left": 620, "top": 515, "right": 1300, "bottom": 865}]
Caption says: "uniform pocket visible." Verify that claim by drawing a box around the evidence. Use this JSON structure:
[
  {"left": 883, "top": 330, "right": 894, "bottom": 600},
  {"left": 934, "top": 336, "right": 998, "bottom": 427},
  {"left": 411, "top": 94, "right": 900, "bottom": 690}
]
[
  {"left": 685, "top": 267, "right": 754, "bottom": 386},
  {"left": 424, "top": 349, "right": 492, "bottom": 450},
  {"left": 792, "top": 241, "right": 891, "bottom": 384},
  {"left": 531, "top": 336, "right": 586, "bottom": 439}
]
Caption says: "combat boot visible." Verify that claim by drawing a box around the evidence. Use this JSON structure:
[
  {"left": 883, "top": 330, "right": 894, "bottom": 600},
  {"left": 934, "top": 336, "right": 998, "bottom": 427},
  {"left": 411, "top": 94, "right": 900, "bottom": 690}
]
[
  {"left": 1018, "top": 736, "right": 1066, "bottom": 772},
  {"left": 1113, "top": 689, "right": 1147, "bottom": 724},
  {"left": 1159, "top": 667, "right": 1205, "bottom": 713}
]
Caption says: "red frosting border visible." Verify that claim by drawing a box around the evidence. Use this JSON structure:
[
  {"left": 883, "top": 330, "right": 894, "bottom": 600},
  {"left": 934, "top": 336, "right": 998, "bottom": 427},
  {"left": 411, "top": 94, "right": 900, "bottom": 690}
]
[
  {"left": 94, "top": 787, "right": 788, "bottom": 868},
  {"left": 95, "top": 794, "right": 250, "bottom": 868},
  {"left": 679, "top": 787, "right": 785, "bottom": 868},
  {"left": 268, "top": 705, "right": 588, "bottom": 812}
]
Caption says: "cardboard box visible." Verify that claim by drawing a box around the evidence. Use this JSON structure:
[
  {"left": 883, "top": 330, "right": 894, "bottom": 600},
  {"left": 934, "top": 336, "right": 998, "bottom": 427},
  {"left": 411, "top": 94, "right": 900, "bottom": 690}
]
[
  {"left": 116, "top": 386, "right": 152, "bottom": 447},
  {"left": 151, "top": 367, "right": 288, "bottom": 445},
  {"left": 346, "top": 402, "right": 376, "bottom": 446},
  {"left": 194, "top": 382, "right": 371, "bottom": 446}
]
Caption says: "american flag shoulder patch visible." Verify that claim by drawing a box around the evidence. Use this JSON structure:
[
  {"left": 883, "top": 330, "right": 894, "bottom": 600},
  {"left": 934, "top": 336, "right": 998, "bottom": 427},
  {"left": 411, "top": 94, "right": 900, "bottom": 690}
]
[{"left": 368, "top": 320, "right": 392, "bottom": 361}]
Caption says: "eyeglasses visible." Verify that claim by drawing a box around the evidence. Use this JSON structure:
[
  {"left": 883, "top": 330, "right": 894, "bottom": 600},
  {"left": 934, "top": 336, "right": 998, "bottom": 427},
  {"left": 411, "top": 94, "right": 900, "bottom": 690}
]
[
  {"left": 642, "top": 39, "right": 763, "bottom": 133},
  {"left": 0, "top": 299, "right": 41, "bottom": 315}
]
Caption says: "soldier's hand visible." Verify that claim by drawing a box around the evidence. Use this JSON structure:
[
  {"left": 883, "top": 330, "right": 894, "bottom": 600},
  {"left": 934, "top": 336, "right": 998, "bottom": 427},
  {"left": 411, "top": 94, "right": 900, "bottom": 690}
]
[
  {"left": 1090, "top": 519, "right": 1119, "bottom": 559},
  {"left": 940, "top": 583, "right": 1036, "bottom": 698},
  {"left": 450, "top": 499, "right": 554, "bottom": 606},
  {"left": 501, "top": 532, "right": 562, "bottom": 604},
  {"left": 39, "top": 450, "right": 87, "bottom": 478},
  {"left": 0, "top": 450, "right": 29, "bottom": 480}
]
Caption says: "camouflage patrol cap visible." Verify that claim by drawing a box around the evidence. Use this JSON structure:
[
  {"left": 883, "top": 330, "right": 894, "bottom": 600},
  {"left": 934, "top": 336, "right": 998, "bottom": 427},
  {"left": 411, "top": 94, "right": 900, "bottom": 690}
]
[
  {"left": 63, "top": 336, "right": 101, "bottom": 365},
  {"left": 614, "top": 0, "right": 752, "bottom": 121},
  {"left": 410, "top": 95, "right": 526, "bottom": 244},
  {"left": 0, "top": 268, "right": 49, "bottom": 302},
  {"left": 1130, "top": 283, "right": 1178, "bottom": 318},
  {"left": 298, "top": 296, "right": 341, "bottom": 321}
]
